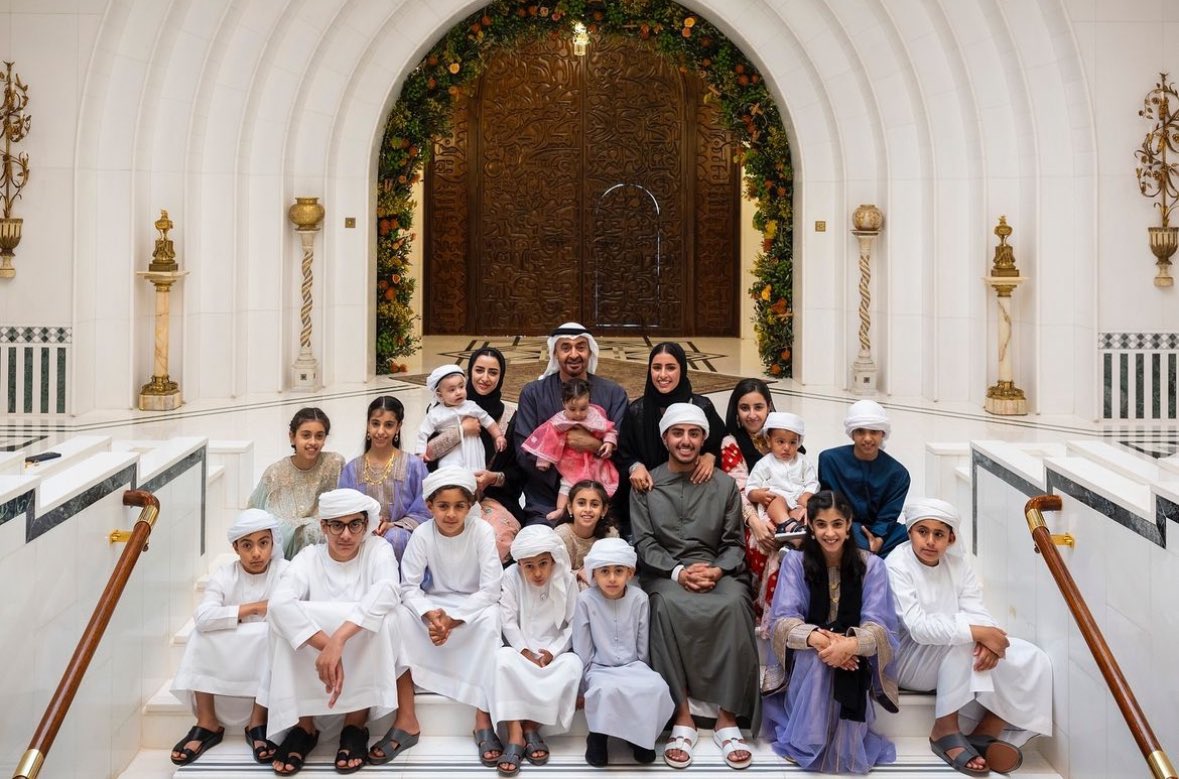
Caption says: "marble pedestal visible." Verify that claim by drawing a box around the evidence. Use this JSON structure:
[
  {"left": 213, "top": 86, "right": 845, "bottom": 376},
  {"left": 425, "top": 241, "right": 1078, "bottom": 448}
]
[{"left": 137, "top": 270, "right": 188, "bottom": 412}]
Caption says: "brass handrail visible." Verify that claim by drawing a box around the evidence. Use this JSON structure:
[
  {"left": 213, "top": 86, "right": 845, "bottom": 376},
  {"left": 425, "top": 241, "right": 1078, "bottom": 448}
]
[
  {"left": 12, "top": 490, "right": 160, "bottom": 779},
  {"left": 1025, "top": 495, "right": 1177, "bottom": 779}
]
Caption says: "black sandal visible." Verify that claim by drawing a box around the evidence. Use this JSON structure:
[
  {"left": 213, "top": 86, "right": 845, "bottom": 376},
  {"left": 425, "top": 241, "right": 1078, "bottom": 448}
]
[
  {"left": 170, "top": 725, "right": 223, "bottom": 766},
  {"left": 245, "top": 724, "right": 277, "bottom": 764},
  {"left": 473, "top": 727, "right": 504, "bottom": 768},
  {"left": 497, "top": 743, "right": 525, "bottom": 777},
  {"left": 274, "top": 726, "right": 319, "bottom": 776},
  {"left": 334, "top": 724, "right": 369, "bottom": 774},
  {"left": 522, "top": 728, "right": 550, "bottom": 765}
]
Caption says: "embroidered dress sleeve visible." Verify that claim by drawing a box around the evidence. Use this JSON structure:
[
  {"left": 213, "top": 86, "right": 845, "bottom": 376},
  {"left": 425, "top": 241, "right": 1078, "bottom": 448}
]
[
  {"left": 571, "top": 596, "right": 595, "bottom": 667},
  {"left": 337, "top": 458, "right": 359, "bottom": 491},
  {"left": 886, "top": 553, "right": 973, "bottom": 645},
  {"left": 425, "top": 425, "right": 463, "bottom": 462},
  {"left": 346, "top": 543, "right": 401, "bottom": 632},
  {"left": 268, "top": 551, "right": 318, "bottom": 649},
  {"left": 500, "top": 572, "right": 528, "bottom": 652},
  {"left": 193, "top": 563, "right": 242, "bottom": 632},
  {"left": 400, "top": 457, "right": 432, "bottom": 523},
  {"left": 247, "top": 461, "right": 279, "bottom": 510},
  {"left": 446, "top": 523, "right": 505, "bottom": 622},
  {"left": 767, "top": 554, "right": 818, "bottom": 653},
  {"left": 542, "top": 580, "right": 579, "bottom": 657},
  {"left": 415, "top": 410, "right": 439, "bottom": 456}
]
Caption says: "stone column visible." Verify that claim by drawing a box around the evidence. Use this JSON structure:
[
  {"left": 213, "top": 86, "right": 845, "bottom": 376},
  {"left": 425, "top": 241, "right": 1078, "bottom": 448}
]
[
  {"left": 984, "top": 216, "right": 1028, "bottom": 415},
  {"left": 288, "top": 197, "right": 325, "bottom": 391},
  {"left": 850, "top": 203, "right": 883, "bottom": 395},
  {"left": 138, "top": 210, "right": 188, "bottom": 411}
]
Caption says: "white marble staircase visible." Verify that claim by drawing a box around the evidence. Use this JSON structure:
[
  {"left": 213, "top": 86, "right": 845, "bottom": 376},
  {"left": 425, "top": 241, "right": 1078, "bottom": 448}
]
[{"left": 114, "top": 495, "right": 1064, "bottom": 778}]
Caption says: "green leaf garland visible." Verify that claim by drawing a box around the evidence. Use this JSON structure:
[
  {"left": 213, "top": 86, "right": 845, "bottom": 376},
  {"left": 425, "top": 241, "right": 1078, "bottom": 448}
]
[{"left": 376, "top": 0, "right": 794, "bottom": 377}]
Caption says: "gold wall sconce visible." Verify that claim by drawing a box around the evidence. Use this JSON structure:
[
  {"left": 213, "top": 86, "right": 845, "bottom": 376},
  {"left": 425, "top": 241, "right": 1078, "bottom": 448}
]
[
  {"left": 1135, "top": 72, "right": 1179, "bottom": 288},
  {"left": 0, "top": 61, "right": 31, "bottom": 280}
]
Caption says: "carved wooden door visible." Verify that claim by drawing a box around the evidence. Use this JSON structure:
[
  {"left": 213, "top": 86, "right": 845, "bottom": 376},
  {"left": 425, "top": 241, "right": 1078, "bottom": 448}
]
[{"left": 425, "top": 34, "right": 739, "bottom": 336}]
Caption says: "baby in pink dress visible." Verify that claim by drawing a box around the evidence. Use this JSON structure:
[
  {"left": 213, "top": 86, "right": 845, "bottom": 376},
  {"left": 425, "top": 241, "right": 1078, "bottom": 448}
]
[{"left": 522, "top": 378, "right": 620, "bottom": 521}]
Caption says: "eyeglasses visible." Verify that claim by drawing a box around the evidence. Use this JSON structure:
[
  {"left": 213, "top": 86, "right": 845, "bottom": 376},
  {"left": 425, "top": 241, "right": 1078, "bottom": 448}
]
[{"left": 321, "top": 518, "right": 367, "bottom": 535}]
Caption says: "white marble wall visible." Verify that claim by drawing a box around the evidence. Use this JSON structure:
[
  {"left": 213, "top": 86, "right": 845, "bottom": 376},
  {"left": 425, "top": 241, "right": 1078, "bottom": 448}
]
[
  {"left": 0, "top": 0, "right": 1173, "bottom": 415},
  {"left": 0, "top": 440, "right": 206, "bottom": 779},
  {"left": 972, "top": 443, "right": 1179, "bottom": 779}
]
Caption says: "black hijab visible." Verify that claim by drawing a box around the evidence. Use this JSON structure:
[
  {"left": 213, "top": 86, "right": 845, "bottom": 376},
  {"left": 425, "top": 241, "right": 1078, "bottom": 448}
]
[
  {"left": 724, "top": 378, "right": 775, "bottom": 469},
  {"left": 466, "top": 347, "right": 506, "bottom": 462},
  {"left": 636, "top": 342, "right": 695, "bottom": 465}
]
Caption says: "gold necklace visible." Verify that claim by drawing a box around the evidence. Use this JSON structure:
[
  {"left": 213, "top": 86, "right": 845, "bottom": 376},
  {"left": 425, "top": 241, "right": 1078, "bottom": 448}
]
[{"left": 362, "top": 452, "right": 397, "bottom": 485}]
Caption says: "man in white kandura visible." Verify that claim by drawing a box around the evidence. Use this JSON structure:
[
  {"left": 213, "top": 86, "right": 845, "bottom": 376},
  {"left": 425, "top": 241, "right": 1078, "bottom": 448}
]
[
  {"left": 264, "top": 488, "right": 401, "bottom": 776},
  {"left": 885, "top": 498, "right": 1052, "bottom": 776}
]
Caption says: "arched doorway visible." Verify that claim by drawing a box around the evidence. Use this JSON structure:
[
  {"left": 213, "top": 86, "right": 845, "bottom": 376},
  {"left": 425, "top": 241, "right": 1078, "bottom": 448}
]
[{"left": 422, "top": 33, "right": 742, "bottom": 336}]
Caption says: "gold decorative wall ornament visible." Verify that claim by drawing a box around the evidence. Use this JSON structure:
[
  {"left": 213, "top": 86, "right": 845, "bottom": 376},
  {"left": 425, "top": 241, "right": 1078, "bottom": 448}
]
[
  {"left": 137, "top": 210, "right": 188, "bottom": 411},
  {"left": 1135, "top": 72, "right": 1179, "bottom": 287},
  {"left": 0, "top": 61, "right": 31, "bottom": 280},
  {"left": 850, "top": 203, "right": 882, "bottom": 395},
  {"left": 288, "top": 197, "right": 325, "bottom": 391},
  {"left": 984, "top": 217, "right": 1028, "bottom": 415}
]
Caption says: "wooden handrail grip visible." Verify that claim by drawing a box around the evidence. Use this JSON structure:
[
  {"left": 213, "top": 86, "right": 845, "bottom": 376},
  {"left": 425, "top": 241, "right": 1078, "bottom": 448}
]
[
  {"left": 12, "top": 490, "right": 159, "bottom": 779},
  {"left": 1024, "top": 496, "right": 1177, "bottom": 779}
]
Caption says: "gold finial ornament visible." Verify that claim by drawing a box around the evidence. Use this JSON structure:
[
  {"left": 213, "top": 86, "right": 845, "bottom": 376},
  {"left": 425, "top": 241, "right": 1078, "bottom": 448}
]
[
  {"left": 851, "top": 203, "right": 883, "bottom": 234},
  {"left": 984, "top": 216, "right": 1028, "bottom": 414},
  {"left": 148, "top": 209, "right": 177, "bottom": 272},
  {"left": 0, "top": 61, "right": 31, "bottom": 280},
  {"left": 1135, "top": 72, "right": 1179, "bottom": 287},
  {"left": 288, "top": 197, "right": 325, "bottom": 231},
  {"left": 137, "top": 209, "right": 188, "bottom": 411}
]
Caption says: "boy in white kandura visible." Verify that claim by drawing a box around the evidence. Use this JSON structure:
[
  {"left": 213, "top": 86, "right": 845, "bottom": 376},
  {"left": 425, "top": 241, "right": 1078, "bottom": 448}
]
[
  {"left": 490, "top": 524, "right": 583, "bottom": 776},
  {"left": 885, "top": 498, "right": 1052, "bottom": 776},
  {"left": 170, "top": 509, "right": 289, "bottom": 767},
  {"left": 265, "top": 489, "right": 402, "bottom": 776}
]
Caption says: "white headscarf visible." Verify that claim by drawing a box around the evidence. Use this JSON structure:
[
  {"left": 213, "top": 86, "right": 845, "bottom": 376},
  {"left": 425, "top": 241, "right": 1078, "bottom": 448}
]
[
  {"left": 843, "top": 399, "right": 891, "bottom": 441},
  {"left": 541, "top": 322, "right": 600, "bottom": 378},
  {"left": 902, "top": 497, "right": 963, "bottom": 556},
  {"left": 422, "top": 467, "right": 478, "bottom": 501},
  {"left": 583, "top": 537, "right": 637, "bottom": 581},
  {"left": 658, "top": 401, "right": 709, "bottom": 437},
  {"left": 510, "top": 525, "right": 575, "bottom": 644},
  {"left": 427, "top": 364, "right": 465, "bottom": 395},
  {"left": 317, "top": 488, "right": 381, "bottom": 531},
  {"left": 763, "top": 411, "right": 805, "bottom": 438},
  {"left": 227, "top": 508, "right": 284, "bottom": 559}
]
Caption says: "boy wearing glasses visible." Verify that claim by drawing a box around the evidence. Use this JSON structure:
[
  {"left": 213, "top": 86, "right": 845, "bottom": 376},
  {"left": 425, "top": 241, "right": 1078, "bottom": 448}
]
[{"left": 264, "top": 488, "right": 402, "bottom": 775}]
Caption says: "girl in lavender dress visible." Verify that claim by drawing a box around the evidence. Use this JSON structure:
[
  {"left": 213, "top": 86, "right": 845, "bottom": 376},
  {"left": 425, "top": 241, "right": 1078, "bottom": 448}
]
[{"left": 762, "top": 490, "right": 900, "bottom": 774}]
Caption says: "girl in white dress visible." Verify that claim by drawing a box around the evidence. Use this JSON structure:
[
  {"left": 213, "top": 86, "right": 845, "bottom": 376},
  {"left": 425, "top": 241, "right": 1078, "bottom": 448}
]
[
  {"left": 885, "top": 498, "right": 1052, "bottom": 775},
  {"left": 572, "top": 537, "right": 675, "bottom": 767},
  {"left": 170, "top": 509, "right": 289, "bottom": 767},
  {"left": 491, "top": 525, "right": 583, "bottom": 776},
  {"left": 382, "top": 468, "right": 505, "bottom": 768}
]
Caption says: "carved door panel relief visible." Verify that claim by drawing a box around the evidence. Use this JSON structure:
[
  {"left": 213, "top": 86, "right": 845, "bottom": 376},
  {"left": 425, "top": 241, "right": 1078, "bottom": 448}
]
[{"left": 425, "top": 34, "right": 739, "bottom": 336}]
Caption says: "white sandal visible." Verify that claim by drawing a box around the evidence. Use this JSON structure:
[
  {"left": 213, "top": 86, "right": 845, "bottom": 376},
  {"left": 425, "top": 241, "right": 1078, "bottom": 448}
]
[
  {"left": 712, "top": 726, "right": 752, "bottom": 770},
  {"left": 663, "top": 725, "right": 697, "bottom": 769}
]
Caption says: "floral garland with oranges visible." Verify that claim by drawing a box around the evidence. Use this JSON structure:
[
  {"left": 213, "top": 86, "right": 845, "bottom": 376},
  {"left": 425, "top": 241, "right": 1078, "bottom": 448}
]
[{"left": 377, "top": 0, "right": 795, "bottom": 377}]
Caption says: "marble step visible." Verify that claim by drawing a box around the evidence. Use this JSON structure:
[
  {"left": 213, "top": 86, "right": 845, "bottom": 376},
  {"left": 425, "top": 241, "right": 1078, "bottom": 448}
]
[
  {"left": 142, "top": 679, "right": 939, "bottom": 750},
  {"left": 116, "top": 735, "right": 1062, "bottom": 778}
]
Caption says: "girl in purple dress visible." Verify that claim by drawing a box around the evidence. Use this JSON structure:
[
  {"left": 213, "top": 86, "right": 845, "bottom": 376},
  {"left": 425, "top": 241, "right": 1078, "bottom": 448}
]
[{"left": 762, "top": 490, "right": 900, "bottom": 774}]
